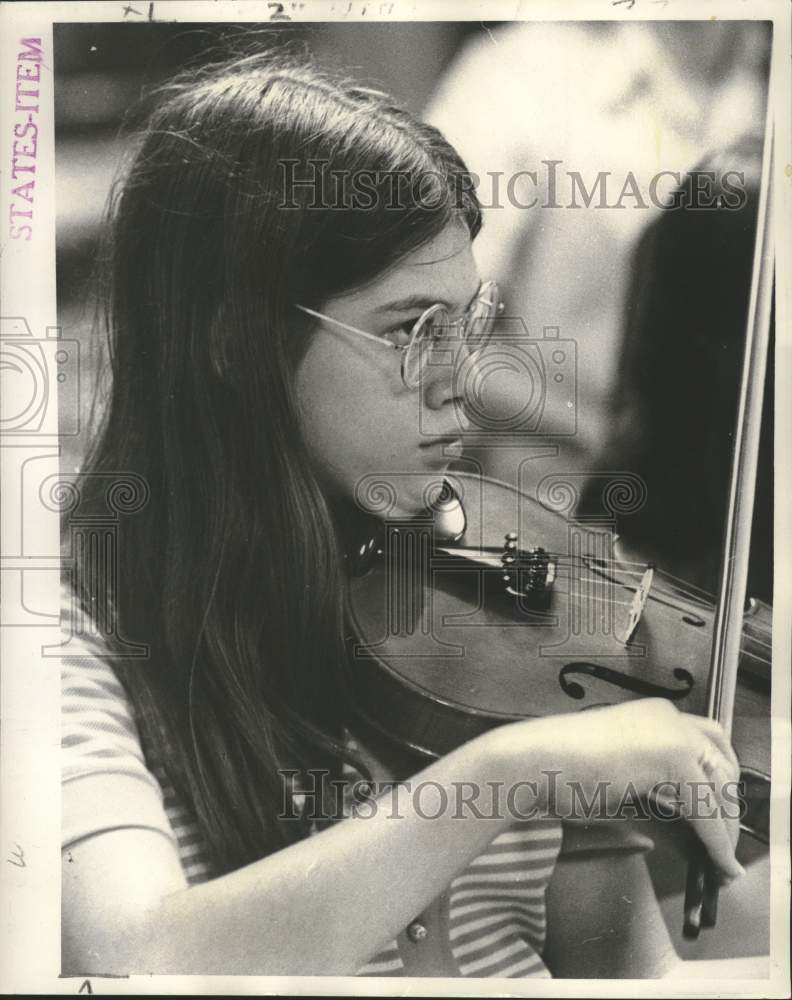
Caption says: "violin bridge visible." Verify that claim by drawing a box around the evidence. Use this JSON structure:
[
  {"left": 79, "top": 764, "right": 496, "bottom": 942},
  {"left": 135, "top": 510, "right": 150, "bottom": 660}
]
[{"left": 621, "top": 565, "right": 655, "bottom": 645}]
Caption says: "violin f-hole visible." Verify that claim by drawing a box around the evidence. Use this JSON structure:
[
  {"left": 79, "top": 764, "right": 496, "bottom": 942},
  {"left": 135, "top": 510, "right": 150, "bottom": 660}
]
[{"left": 559, "top": 662, "right": 695, "bottom": 702}]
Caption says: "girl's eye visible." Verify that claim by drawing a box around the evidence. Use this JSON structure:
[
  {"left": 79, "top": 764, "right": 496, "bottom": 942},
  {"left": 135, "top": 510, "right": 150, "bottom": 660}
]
[{"left": 382, "top": 321, "right": 418, "bottom": 348}]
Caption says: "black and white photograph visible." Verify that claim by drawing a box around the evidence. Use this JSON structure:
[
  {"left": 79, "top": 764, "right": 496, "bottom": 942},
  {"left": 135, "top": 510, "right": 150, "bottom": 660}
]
[{"left": 0, "top": 1, "right": 789, "bottom": 994}]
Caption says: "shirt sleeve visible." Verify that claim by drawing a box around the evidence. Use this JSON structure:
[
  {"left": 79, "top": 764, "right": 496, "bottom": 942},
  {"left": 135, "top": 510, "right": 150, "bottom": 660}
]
[{"left": 61, "top": 608, "right": 177, "bottom": 850}]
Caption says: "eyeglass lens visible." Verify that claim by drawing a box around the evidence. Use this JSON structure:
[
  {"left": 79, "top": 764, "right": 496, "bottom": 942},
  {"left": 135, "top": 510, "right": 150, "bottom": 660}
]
[{"left": 402, "top": 283, "right": 499, "bottom": 387}]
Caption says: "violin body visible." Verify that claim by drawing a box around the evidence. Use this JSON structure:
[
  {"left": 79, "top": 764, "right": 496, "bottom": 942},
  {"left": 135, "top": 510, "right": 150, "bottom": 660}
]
[{"left": 346, "top": 471, "right": 771, "bottom": 841}]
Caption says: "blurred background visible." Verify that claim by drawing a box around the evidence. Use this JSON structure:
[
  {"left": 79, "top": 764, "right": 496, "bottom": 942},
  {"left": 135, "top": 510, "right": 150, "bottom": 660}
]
[
  {"left": 55, "top": 20, "right": 481, "bottom": 340},
  {"left": 55, "top": 19, "right": 773, "bottom": 601}
]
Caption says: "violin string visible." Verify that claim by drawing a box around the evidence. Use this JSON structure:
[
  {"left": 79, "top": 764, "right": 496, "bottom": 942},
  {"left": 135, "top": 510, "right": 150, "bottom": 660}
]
[
  {"left": 606, "top": 563, "right": 715, "bottom": 604},
  {"left": 740, "top": 650, "right": 772, "bottom": 665},
  {"left": 524, "top": 565, "right": 771, "bottom": 649},
  {"left": 461, "top": 543, "right": 763, "bottom": 613},
  {"left": 562, "top": 567, "right": 768, "bottom": 631},
  {"left": 651, "top": 570, "right": 725, "bottom": 606},
  {"left": 551, "top": 558, "right": 715, "bottom": 610},
  {"left": 539, "top": 550, "right": 720, "bottom": 600},
  {"left": 498, "top": 554, "right": 741, "bottom": 620},
  {"left": 512, "top": 582, "right": 771, "bottom": 663},
  {"left": 592, "top": 557, "right": 719, "bottom": 601},
  {"left": 436, "top": 545, "right": 771, "bottom": 641},
  {"left": 559, "top": 579, "right": 711, "bottom": 620},
  {"left": 551, "top": 577, "right": 742, "bottom": 622},
  {"left": 459, "top": 545, "right": 728, "bottom": 607},
  {"left": 526, "top": 550, "right": 717, "bottom": 600},
  {"left": 743, "top": 629, "right": 773, "bottom": 647},
  {"left": 439, "top": 557, "right": 774, "bottom": 662},
  {"left": 738, "top": 632, "right": 773, "bottom": 651},
  {"left": 617, "top": 562, "right": 718, "bottom": 601}
]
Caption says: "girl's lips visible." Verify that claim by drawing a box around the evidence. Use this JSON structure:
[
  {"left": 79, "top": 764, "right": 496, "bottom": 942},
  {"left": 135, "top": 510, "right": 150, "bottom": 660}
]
[{"left": 421, "top": 436, "right": 463, "bottom": 457}]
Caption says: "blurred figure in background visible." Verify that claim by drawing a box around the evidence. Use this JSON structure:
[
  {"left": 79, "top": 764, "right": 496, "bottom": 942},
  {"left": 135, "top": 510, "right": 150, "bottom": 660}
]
[
  {"left": 597, "top": 139, "right": 773, "bottom": 600},
  {"left": 426, "top": 24, "right": 773, "bottom": 959},
  {"left": 425, "top": 20, "right": 769, "bottom": 503}
]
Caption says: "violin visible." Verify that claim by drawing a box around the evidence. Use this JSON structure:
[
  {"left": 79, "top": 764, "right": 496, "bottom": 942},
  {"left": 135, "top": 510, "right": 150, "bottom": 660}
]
[
  {"left": 344, "top": 470, "right": 771, "bottom": 849},
  {"left": 343, "top": 469, "right": 772, "bottom": 973},
  {"left": 342, "top": 100, "right": 776, "bottom": 963},
  {"left": 342, "top": 44, "right": 776, "bottom": 970}
]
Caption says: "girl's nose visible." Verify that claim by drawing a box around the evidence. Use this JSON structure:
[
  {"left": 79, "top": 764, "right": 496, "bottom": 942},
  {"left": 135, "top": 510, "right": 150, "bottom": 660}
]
[{"left": 421, "top": 343, "right": 477, "bottom": 430}]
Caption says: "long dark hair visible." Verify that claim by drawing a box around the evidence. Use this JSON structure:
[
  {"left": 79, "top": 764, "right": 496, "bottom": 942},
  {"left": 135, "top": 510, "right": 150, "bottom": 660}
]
[{"left": 70, "top": 46, "right": 481, "bottom": 875}]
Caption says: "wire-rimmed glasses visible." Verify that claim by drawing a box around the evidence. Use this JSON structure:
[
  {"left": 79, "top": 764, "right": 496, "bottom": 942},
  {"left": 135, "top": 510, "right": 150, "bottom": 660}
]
[{"left": 295, "top": 280, "right": 502, "bottom": 390}]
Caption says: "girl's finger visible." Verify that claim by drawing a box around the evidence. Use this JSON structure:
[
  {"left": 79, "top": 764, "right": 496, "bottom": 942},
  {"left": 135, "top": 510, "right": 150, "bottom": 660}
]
[
  {"left": 686, "top": 716, "right": 741, "bottom": 775},
  {"left": 698, "top": 755, "right": 743, "bottom": 849},
  {"left": 678, "top": 770, "right": 745, "bottom": 880}
]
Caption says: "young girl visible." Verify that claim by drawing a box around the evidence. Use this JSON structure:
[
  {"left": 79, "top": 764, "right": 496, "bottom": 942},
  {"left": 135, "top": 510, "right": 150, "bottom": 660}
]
[{"left": 61, "top": 50, "right": 743, "bottom": 979}]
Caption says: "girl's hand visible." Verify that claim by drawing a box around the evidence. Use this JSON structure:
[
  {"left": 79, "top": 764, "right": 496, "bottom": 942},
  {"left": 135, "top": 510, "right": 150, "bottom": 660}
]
[{"left": 495, "top": 698, "right": 743, "bottom": 880}]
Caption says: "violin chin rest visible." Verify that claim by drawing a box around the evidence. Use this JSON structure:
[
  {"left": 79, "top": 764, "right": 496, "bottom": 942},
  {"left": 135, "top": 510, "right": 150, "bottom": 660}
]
[{"left": 430, "top": 480, "right": 466, "bottom": 542}]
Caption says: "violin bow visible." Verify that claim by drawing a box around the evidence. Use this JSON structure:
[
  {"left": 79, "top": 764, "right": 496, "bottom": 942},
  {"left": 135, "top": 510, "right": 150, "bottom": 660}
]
[{"left": 682, "top": 55, "right": 776, "bottom": 939}]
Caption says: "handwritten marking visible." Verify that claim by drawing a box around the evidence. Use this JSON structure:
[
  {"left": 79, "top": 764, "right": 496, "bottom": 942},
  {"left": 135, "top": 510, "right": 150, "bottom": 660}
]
[
  {"left": 7, "top": 843, "right": 26, "bottom": 867},
  {"left": 122, "top": 4, "right": 142, "bottom": 15}
]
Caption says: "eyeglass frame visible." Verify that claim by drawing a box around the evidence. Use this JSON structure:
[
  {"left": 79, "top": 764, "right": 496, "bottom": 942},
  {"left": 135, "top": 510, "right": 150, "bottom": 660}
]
[{"left": 295, "top": 280, "right": 502, "bottom": 390}]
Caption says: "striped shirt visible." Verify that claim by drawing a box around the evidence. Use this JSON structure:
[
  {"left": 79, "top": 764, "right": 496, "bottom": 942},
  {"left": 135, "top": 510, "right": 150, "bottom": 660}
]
[{"left": 62, "top": 613, "right": 563, "bottom": 978}]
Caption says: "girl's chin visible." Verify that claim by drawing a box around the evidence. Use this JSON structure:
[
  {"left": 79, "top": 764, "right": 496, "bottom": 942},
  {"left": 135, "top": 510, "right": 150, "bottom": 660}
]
[{"left": 355, "top": 469, "right": 452, "bottom": 519}]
